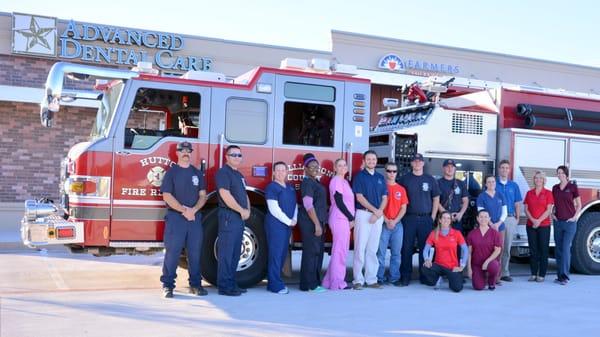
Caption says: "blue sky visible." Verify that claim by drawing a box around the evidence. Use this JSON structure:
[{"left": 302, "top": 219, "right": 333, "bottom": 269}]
[{"left": 3, "top": 0, "right": 599, "bottom": 67}]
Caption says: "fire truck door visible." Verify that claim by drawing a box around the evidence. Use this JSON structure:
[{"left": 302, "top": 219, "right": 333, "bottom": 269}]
[
  {"left": 273, "top": 76, "right": 344, "bottom": 189},
  {"left": 206, "top": 84, "right": 275, "bottom": 192},
  {"left": 110, "top": 80, "right": 211, "bottom": 241}
]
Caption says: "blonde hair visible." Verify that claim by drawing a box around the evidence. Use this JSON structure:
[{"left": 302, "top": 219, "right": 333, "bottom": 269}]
[{"left": 533, "top": 170, "right": 547, "bottom": 186}]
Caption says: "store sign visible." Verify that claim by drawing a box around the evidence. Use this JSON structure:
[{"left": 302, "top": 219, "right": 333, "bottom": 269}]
[
  {"left": 11, "top": 13, "right": 212, "bottom": 71},
  {"left": 12, "top": 13, "right": 58, "bottom": 57},
  {"left": 378, "top": 53, "right": 460, "bottom": 75}
]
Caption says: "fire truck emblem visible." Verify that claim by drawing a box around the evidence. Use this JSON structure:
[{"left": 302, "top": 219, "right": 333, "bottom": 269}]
[
  {"left": 378, "top": 54, "right": 405, "bottom": 72},
  {"left": 147, "top": 166, "right": 166, "bottom": 187}
]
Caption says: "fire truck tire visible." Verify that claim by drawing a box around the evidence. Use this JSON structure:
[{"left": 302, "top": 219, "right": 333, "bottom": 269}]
[
  {"left": 190, "top": 207, "right": 267, "bottom": 288},
  {"left": 571, "top": 212, "right": 600, "bottom": 275}
]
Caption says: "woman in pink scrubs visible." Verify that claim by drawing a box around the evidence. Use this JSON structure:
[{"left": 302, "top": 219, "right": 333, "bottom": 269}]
[
  {"left": 467, "top": 209, "right": 502, "bottom": 290},
  {"left": 322, "top": 159, "right": 355, "bottom": 290}
]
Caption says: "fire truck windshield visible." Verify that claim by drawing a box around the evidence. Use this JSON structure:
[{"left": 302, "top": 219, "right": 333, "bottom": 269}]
[{"left": 90, "top": 81, "right": 124, "bottom": 140}]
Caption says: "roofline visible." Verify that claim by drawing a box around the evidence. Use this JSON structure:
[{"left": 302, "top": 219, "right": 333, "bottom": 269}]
[
  {"left": 331, "top": 30, "right": 600, "bottom": 72},
  {"left": 2, "top": 11, "right": 331, "bottom": 55}
]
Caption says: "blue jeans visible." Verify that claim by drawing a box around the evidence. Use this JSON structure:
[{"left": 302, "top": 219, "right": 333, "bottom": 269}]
[
  {"left": 377, "top": 222, "right": 403, "bottom": 283},
  {"left": 553, "top": 220, "right": 577, "bottom": 278}
]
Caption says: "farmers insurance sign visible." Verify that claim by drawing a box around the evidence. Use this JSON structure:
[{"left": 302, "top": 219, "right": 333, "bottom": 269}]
[{"left": 12, "top": 13, "right": 212, "bottom": 71}]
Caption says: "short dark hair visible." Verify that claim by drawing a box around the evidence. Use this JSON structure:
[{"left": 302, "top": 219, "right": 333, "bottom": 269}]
[
  {"left": 363, "top": 150, "right": 377, "bottom": 159},
  {"left": 226, "top": 145, "right": 241, "bottom": 154},
  {"left": 384, "top": 162, "right": 397, "bottom": 170},
  {"left": 273, "top": 161, "right": 287, "bottom": 170},
  {"left": 557, "top": 165, "right": 569, "bottom": 177},
  {"left": 477, "top": 209, "right": 490, "bottom": 217},
  {"left": 484, "top": 175, "right": 495, "bottom": 184},
  {"left": 499, "top": 159, "right": 510, "bottom": 167}
]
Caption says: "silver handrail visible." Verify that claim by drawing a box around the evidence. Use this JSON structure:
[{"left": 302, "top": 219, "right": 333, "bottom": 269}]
[
  {"left": 346, "top": 142, "right": 353, "bottom": 180},
  {"left": 218, "top": 133, "right": 225, "bottom": 168}
]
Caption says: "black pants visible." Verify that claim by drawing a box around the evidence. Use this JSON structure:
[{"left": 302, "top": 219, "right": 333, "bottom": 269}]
[
  {"left": 526, "top": 226, "right": 550, "bottom": 277},
  {"left": 298, "top": 217, "right": 325, "bottom": 291},
  {"left": 421, "top": 263, "right": 464, "bottom": 292},
  {"left": 401, "top": 214, "right": 434, "bottom": 284},
  {"left": 217, "top": 209, "right": 244, "bottom": 292}
]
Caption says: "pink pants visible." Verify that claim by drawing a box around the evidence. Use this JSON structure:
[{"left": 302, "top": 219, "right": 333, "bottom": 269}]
[
  {"left": 322, "top": 217, "right": 350, "bottom": 290},
  {"left": 472, "top": 260, "right": 500, "bottom": 290}
]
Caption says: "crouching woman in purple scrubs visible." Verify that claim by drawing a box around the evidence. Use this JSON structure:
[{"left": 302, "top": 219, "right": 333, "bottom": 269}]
[{"left": 467, "top": 209, "right": 502, "bottom": 290}]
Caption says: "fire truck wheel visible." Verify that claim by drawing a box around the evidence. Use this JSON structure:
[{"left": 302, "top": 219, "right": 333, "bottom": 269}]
[
  {"left": 571, "top": 212, "right": 600, "bottom": 275},
  {"left": 192, "top": 207, "right": 268, "bottom": 288}
]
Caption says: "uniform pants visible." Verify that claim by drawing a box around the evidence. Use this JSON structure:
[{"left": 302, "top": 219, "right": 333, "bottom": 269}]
[
  {"left": 376, "top": 221, "right": 403, "bottom": 283},
  {"left": 322, "top": 216, "right": 350, "bottom": 290},
  {"left": 353, "top": 209, "right": 384, "bottom": 285},
  {"left": 554, "top": 220, "right": 577, "bottom": 279},
  {"left": 161, "top": 211, "right": 203, "bottom": 289},
  {"left": 421, "top": 263, "right": 464, "bottom": 292},
  {"left": 526, "top": 226, "right": 550, "bottom": 277},
  {"left": 501, "top": 216, "right": 518, "bottom": 277},
  {"left": 298, "top": 216, "right": 325, "bottom": 291},
  {"left": 400, "top": 214, "right": 434, "bottom": 284},
  {"left": 217, "top": 209, "right": 244, "bottom": 292},
  {"left": 471, "top": 260, "right": 500, "bottom": 290},
  {"left": 265, "top": 220, "right": 291, "bottom": 292}
]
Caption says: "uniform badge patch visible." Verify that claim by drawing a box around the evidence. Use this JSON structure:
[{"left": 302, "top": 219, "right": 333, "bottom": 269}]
[
  {"left": 395, "top": 191, "right": 402, "bottom": 200},
  {"left": 192, "top": 175, "right": 199, "bottom": 186},
  {"left": 422, "top": 182, "right": 429, "bottom": 192},
  {"left": 454, "top": 186, "right": 461, "bottom": 195}
]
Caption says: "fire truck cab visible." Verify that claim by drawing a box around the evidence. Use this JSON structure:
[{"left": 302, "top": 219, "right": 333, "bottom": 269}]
[{"left": 22, "top": 59, "right": 371, "bottom": 287}]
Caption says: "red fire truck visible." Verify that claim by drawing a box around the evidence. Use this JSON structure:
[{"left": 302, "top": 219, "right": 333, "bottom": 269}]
[
  {"left": 21, "top": 59, "right": 600, "bottom": 288},
  {"left": 22, "top": 59, "right": 371, "bottom": 287}
]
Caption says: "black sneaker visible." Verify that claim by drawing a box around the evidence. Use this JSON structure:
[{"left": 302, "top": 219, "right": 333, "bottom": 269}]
[
  {"left": 218, "top": 289, "right": 242, "bottom": 296},
  {"left": 392, "top": 280, "right": 403, "bottom": 287},
  {"left": 162, "top": 287, "right": 174, "bottom": 298},
  {"left": 500, "top": 276, "right": 513, "bottom": 282},
  {"left": 189, "top": 286, "right": 208, "bottom": 296}
]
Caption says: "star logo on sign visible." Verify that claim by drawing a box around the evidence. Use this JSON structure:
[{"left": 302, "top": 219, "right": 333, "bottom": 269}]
[{"left": 15, "top": 16, "right": 53, "bottom": 52}]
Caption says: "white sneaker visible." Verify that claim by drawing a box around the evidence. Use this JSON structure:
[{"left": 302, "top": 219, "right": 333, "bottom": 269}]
[
  {"left": 277, "top": 287, "right": 289, "bottom": 294},
  {"left": 434, "top": 277, "right": 442, "bottom": 290}
]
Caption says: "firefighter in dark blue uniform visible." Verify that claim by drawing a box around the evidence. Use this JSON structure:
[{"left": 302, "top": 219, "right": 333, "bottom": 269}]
[
  {"left": 437, "top": 159, "right": 469, "bottom": 232},
  {"left": 398, "top": 153, "right": 440, "bottom": 286},
  {"left": 216, "top": 145, "right": 250, "bottom": 296},
  {"left": 160, "top": 141, "right": 207, "bottom": 298}
]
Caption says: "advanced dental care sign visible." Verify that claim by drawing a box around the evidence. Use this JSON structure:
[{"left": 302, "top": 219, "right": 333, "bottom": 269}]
[{"left": 12, "top": 14, "right": 212, "bottom": 71}]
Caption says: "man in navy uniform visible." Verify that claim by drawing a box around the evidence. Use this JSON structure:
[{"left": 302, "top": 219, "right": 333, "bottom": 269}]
[
  {"left": 437, "top": 159, "right": 469, "bottom": 232},
  {"left": 216, "top": 145, "right": 251, "bottom": 296},
  {"left": 160, "top": 141, "right": 207, "bottom": 298},
  {"left": 398, "top": 153, "right": 440, "bottom": 286}
]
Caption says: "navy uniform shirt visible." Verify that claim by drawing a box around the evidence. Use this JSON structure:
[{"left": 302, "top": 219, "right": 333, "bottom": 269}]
[
  {"left": 438, "top": 177, "right": 468, "bottom": 213},
  {"left": 216, "top": 164, "right": 248, "bottom": 210},
  {"left": 161, "top": 164, "right": 205, "bottom": 210},
  {"left": 300, "top": 177, "right": 328, "bottom": 223},
  {"left": 352, "top": 169, "right": 387, "bottom": 210},
  {"left": 399, "top": 172, "right": 440, "bottom": 215}
]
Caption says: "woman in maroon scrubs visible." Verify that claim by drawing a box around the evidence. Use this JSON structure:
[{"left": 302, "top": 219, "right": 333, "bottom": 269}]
[{"left": 467, "top": 209, "right": 502, "bottom": 290}]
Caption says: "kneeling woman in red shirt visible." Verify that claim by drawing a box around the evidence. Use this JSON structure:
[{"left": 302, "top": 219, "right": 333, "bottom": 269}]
[
  {"left": 422, "top": 211, "right": 468, "bottom": 292},
  {"left": 467, "top": 209, "right": 502, "bottom": 290}
]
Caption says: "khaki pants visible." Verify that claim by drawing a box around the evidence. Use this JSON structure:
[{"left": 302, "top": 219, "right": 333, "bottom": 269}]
[{"left": 501, "top": 216, "right": 518, "bottom": 277}]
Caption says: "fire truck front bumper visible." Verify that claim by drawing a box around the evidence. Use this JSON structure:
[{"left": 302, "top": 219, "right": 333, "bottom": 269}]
[{"left": 21, "top": 199, "right": 84, "bottom": 247}]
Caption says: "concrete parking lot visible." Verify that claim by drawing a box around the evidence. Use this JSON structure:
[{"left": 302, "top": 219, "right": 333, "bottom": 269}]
[{"left": 1, "top": 242, "right": 598, "bottom": 337}]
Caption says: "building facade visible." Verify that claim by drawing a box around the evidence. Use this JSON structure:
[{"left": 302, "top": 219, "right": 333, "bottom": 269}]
[{"left": 2, "top": 11, "right": 600, "bottom": 207}]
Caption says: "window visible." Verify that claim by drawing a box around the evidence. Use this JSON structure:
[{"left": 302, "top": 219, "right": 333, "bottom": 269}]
[
  {"left": 284, "top": 82, "right": 335, "bottom": 102},
  {"left": 225, "top": 98, "right": 268, "bottom": 144},
  {"left": 282, "top": 101, "right": 335, "bottom": 147},
  {"left": 124, "top": 88, "right": 201, "bottom": 149}
]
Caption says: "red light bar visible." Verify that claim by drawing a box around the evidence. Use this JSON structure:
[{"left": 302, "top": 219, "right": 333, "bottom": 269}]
[{"left": 57, "top": 227, "right": 75, "bottom": 239}]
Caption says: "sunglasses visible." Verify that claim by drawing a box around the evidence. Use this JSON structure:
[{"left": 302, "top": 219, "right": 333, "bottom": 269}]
[
  {"left": 227, "top": 153, "right": 243, "bottom": 158},
  {"left": 386, "top": 170, "right": 397, "bottom": 173},
  {"left": 177, "top": 149, "right": 192, "bottom": 153}
]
